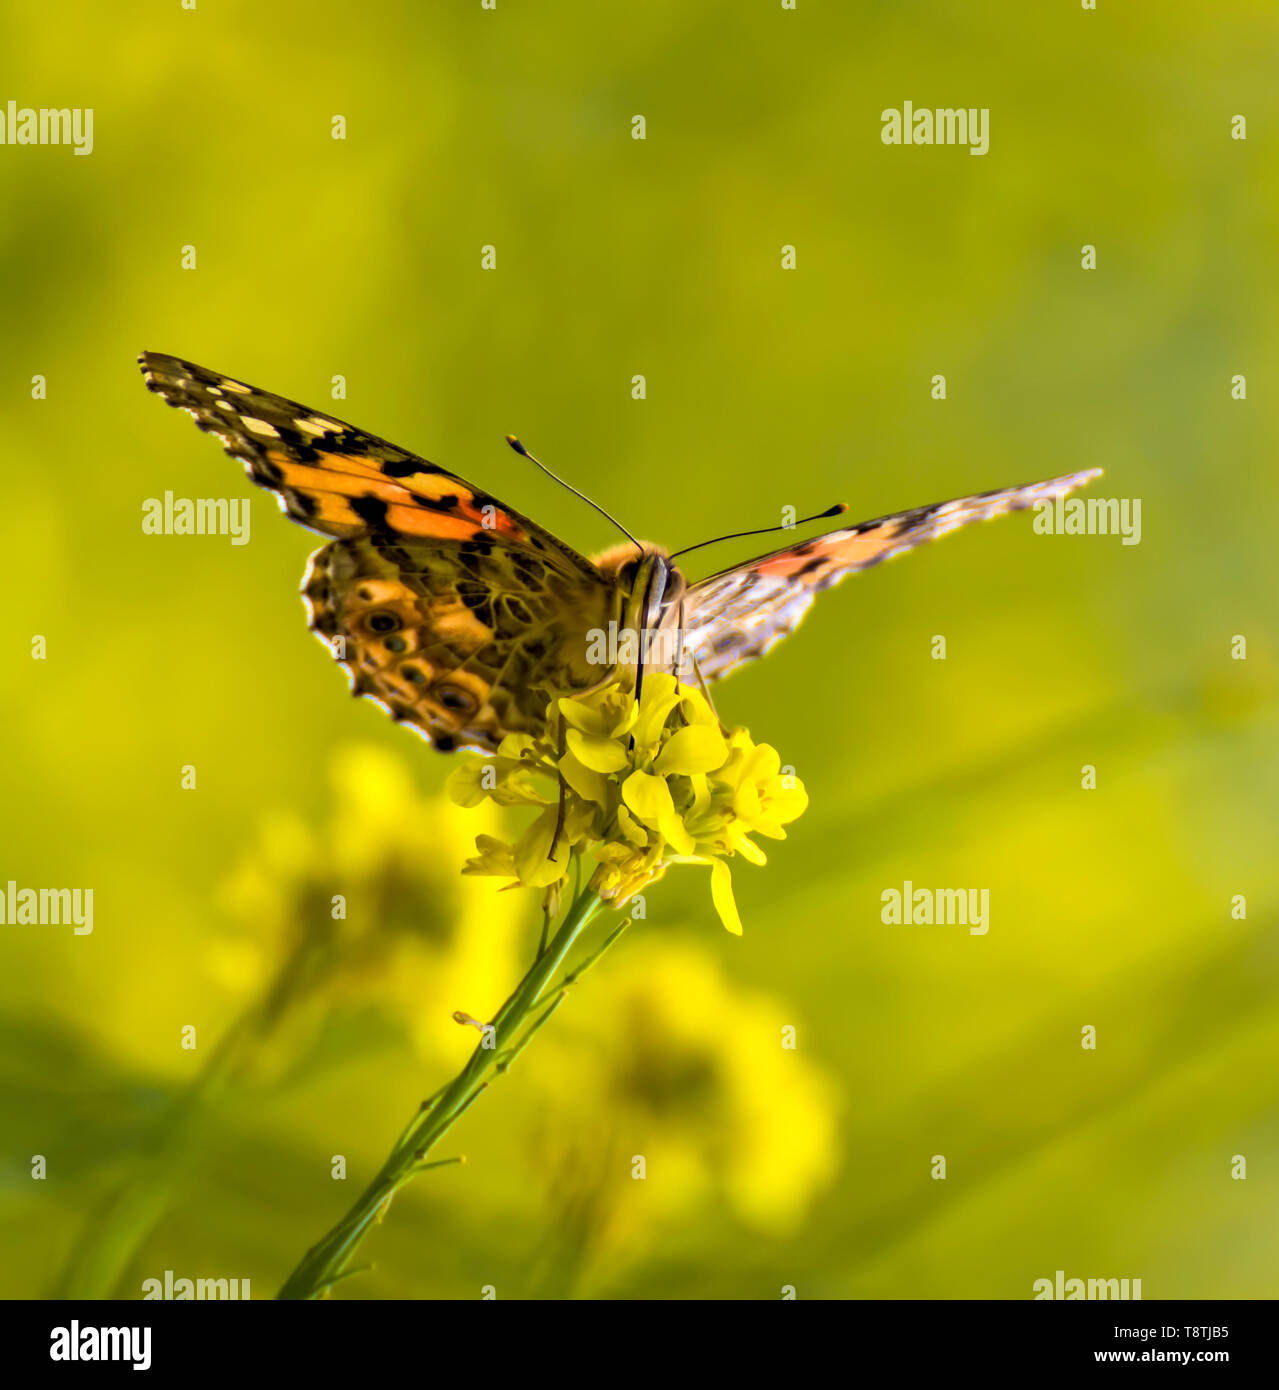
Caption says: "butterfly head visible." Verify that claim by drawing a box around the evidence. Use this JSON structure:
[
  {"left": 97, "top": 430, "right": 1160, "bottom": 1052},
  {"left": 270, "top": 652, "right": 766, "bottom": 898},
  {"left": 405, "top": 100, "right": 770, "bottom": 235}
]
[{"left": 595, "top": 543, "right": 687, "bottom": 632}]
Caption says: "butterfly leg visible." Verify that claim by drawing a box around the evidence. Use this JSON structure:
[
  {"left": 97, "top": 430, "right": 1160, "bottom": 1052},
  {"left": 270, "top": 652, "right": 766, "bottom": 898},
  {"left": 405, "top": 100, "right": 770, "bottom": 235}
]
[
  {"left": 549, "top": 717, "right": 569, "bottom": 861},
  {"left": 689, "top": 651, "right": 725, "bottom": 731}
]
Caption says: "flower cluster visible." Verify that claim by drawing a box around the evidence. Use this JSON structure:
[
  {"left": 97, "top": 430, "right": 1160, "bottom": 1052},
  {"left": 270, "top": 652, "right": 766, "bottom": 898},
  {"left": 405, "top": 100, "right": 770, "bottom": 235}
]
[{"left": 447, "top": 675, "right": 807, "bottom": 933}]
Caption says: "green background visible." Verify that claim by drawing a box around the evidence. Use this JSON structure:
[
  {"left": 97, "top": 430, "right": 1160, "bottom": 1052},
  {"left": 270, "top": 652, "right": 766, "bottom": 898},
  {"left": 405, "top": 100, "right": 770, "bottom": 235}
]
[{"left": 2, "top": 0, "right": 1277, "bottom": 1299}]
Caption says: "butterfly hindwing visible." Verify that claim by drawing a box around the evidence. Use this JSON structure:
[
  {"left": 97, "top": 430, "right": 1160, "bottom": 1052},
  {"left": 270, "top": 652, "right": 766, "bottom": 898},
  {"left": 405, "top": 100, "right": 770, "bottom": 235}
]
[
  {"left": 683, "top": 468, "right": 1103, "bottom": 682},
  {"left": 140, "top": 352, "right": 615, "bottom": 752}
]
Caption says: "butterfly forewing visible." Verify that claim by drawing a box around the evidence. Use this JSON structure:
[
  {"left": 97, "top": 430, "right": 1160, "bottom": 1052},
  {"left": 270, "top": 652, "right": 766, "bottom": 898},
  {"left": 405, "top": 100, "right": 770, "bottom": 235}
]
[
  {"left": 682, "top": 468, "right": 1102, "bottom": 682},
  {"left": 140, "top": 352, "right": 615, "bottom": 752}
]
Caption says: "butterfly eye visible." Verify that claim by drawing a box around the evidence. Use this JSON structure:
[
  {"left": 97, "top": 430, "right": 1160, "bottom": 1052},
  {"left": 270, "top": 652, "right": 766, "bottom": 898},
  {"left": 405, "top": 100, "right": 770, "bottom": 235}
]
[
  {"left": 436, "top": 684, "right": 477, "bottom": 716},
  {"left": 366, "top": 611, "right": 401, "bottom": 633}
]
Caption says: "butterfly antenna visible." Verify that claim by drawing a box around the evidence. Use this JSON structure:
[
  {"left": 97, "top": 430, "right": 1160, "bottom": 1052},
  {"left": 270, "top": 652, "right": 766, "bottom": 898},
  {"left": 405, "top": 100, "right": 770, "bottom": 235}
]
[
  {"left": 506, "top": 435, "right": 643, "bottom": 555},
  {"left": 670, "top": 502, "right": 848, "bottom": 562}
]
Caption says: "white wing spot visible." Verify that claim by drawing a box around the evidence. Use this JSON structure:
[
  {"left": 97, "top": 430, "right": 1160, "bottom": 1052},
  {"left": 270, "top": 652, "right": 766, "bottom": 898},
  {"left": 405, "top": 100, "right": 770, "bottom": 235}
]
[
  {"left": 295, "top": 416, "right": 338, "bottom": 437},
  {"left": 242, "top": 416, "right": 281, "bottom": 438}
]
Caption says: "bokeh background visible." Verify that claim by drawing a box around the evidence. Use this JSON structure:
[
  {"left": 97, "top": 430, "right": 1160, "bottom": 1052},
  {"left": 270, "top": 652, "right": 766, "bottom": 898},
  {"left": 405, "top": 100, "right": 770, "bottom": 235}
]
[{"left": 2, "top": 1, "right": 1277, "bottom": 1299}]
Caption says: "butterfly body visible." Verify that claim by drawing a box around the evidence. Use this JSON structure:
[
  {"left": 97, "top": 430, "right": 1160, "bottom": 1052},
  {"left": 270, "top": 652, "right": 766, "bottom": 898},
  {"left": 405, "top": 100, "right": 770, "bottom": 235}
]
[{"left": 140, "top": 352, "right": 1101, "bottom": 752}]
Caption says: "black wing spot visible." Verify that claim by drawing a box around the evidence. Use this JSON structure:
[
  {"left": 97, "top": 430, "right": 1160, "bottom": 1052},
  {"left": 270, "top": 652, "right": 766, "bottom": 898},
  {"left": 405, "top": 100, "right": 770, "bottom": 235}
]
[
  {"left": 350, "top": 496, "right": 391, "bottom": 531},
  {"left": 459, "top": 585, "right": 495, "bottom": 627},
  {"left": 505, "top": 597, "right": 533, "bottom": 627},
  {"left": 381, "top": 456, "right": 442, "bottom": 479},
  {"left": 511, "top": 555, "right": 542, "bottom": 585}
]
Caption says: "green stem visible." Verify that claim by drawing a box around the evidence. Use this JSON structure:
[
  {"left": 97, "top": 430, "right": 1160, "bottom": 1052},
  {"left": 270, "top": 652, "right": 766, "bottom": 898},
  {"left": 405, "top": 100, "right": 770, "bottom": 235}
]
[{"left": 276, "top": 883, "right": 607, "bottom": 1300}]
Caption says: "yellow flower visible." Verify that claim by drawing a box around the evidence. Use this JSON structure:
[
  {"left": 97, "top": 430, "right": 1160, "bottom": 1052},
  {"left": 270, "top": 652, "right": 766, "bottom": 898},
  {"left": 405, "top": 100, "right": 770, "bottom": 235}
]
[
  {"left": 446, "top": 676, "right": 808, "bottom": 933},
  {"left": 218, "top": 743, "right": 525, "bottom": 1070},
  {"left": 525, "top": 940, "right": 841, "bottom": 1247}
]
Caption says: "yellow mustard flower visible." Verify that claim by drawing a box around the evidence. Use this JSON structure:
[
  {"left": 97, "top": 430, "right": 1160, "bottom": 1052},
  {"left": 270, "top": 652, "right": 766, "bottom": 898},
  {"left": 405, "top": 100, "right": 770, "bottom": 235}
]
[
  {"left": 525, "top": 939, "right": 841, "bottom": 1249},
  {"left": 217, "top": 743, "right": 525, "bottom": 1070},
  {"left": 447, "top": 675, "right": 808, "bottom": 933}
]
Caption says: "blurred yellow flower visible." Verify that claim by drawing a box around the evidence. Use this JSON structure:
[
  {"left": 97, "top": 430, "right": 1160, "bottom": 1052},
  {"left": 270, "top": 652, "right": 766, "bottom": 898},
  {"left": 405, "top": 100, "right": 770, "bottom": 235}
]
[
  {"left": 447, "top": 676, "right": 808, "bottom": 933},
  {"left": 526, "top": 939, "right": 841, "bottom": 1257},
  {"left": 216, "top": 743, "right": 526, "bottom": 1069}
]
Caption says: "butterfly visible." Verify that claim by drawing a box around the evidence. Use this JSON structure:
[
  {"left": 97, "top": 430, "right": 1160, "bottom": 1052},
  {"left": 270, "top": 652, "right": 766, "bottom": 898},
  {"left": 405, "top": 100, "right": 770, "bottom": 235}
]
[{"left": 140, "top": 351, "right": 1101, "bottom": 754}]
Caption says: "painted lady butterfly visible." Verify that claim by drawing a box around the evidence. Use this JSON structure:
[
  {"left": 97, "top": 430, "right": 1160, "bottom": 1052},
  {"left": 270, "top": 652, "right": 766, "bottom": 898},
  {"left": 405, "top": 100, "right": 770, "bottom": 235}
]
[{"left": 140, "top": 352, "right": 1100, "bottom": 754}]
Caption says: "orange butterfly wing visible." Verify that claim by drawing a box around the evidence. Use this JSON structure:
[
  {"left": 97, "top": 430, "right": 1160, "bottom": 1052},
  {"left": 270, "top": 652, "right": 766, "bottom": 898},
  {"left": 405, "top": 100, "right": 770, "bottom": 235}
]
[
  {"left": 139, "top": 353, "right": 616, "bottom": 751},
  {"left": 682, "top": 468, "right": 1102, "bottom": 682}
]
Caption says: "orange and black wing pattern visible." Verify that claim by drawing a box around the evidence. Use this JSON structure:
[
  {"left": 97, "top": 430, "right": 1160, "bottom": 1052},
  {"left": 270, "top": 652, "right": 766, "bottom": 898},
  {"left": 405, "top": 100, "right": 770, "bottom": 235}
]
[
  {"left": 139, "top": 353, "right": 615, "bottom": 752},
  {"left": 683, "top": 468, "right": 1103, "bottom": 682},
  {"left": 139, "top": 351, "right": 593, "bottom": 563}
]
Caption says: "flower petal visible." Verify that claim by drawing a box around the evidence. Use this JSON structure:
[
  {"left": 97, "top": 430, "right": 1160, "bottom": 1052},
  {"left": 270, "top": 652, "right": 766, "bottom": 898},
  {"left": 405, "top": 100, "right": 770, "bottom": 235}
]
[
  {"left": 655, "top": 724, "right": 729, "bottom": 776},
  {"left": 632, "top": 675, "right": 682, "bottom": 749},
  {"left": 496, "top": 732, "right": 539, "bottom": 762},
  {"left": 622, "top": 768, "right": 675, "bottom": 826},
  {"left": 462, "top": 833, "right": 517, "bottom": 877},
  {"left": 731, "top": 829, "right": 768, "bottom": 865},
  {"left": 556, "top": 750, "right": 610, "bottom": 810},
  {"left": 566, "top": 727, "right": 630, "bottom": 773},
  {"left": 617, "top": 804, "right": 651, "bottom": 848},
  {"left": 710, "top": 859, "right": 743, "bottom": 935},
  {"left": 733, "top": 778, "right": 762, "bottom": 822},
  {"left": 746, "top": 744, "right": 782, "bottom": 784},
  {"left": 513, "top": 808, "right": 572, "bottom": 887},
  {"left": 766, "top": 780, "right": 809, "bottom": 824},
  {"left": 446, "top": 764, "right": 488, "bottom": 807},
  {"left": 659, "top": 811, "right": 696, "bottom": 856},
  {"left": 557, "top": 697, "right": 608, "bottom": 737},
  {"left": 679, "top": 686, "right": 719, "bottom": 725}
]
